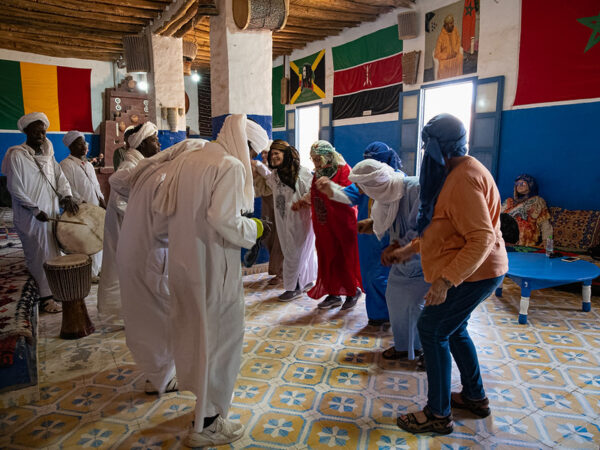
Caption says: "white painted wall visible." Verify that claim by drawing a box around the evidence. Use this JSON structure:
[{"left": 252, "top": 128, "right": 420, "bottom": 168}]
[
  {"left": 210, "top": 0, "right": 272, "bottom": 117},
  {"left": 184, "top": 75, "right": 200, "bottom": 134},
  {"left": 0, "top": 48, "right": 127, "bottom": 133}
]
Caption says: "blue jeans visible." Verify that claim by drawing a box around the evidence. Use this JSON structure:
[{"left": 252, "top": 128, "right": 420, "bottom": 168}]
[{"left": 417, "top": 276, "right": 504, "bottom": 417}]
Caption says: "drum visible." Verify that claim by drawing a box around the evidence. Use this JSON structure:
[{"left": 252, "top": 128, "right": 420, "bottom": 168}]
[
  {"left": 233, "top": 0, "right": 289, "bottom": 31},
  {"left": 56, "top": 203, "right": 105, "bottom": 255},
  {"left": 43, "top": 254, "right": 95, "bottom": 339}
]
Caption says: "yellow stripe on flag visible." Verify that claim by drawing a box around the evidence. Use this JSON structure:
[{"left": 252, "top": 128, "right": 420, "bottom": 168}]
[{"left": 20, "top": 62, "right": 61, "bottom": 131}]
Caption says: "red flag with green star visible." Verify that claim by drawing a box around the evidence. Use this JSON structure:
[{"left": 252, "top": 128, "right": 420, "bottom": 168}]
[
  {"left": 462, "top": 0, "right": 477, "bottom": 53},
  {"left": 514, "top": 0, "right": 600, "bottom": 105}
]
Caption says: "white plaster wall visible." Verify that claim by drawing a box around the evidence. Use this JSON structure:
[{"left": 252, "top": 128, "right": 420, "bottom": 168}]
[
  {"left": 0, "top": 48, "right": 126, "bottom": 133},
  {"left": 149, "top": 34, "right": 186, "bottom": 131},
  {"left": 274, "top": 0, "right": 522, "bottom": 121},
  {"left": 210, "top": 0, "right": 272, "bottom": 117},
  {"left": 184, "top": 75, "right": 200, "bottom": 134}
]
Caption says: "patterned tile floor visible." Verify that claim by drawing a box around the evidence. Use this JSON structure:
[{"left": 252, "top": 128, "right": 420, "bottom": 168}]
[{"left": 1, "top": 250, "right": 600, "bottom": 447}]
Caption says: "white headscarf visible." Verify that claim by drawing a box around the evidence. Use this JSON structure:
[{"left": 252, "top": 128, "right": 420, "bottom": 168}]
[
  {"left": 63, "top": 130, "right": 85, "bottom": 148},
  {"left": 217, "top": 114, "right": 268, "bottom": 213},
  {"left": 348, "top": 159, "right": 406, "bottom": 239},
  {"left": 17, "top": 112, "right": 49, "bottom": 132},
  {"left": 129, "top": 139, "right": 207, "bottom": 217},
  {"left": 128, "top": 122, "right": 158, "bottom": 150}
]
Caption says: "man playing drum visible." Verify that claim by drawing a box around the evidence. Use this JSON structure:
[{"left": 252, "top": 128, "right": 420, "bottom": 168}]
[
  {"left": 2, "top": 112, "right": 79, "bottom": 314},
  {"left": 60, "top": 130, "right": 106, "bottom": 280},
  {"left": 97, "top": 122, "right": 159, "bottom": 323}
]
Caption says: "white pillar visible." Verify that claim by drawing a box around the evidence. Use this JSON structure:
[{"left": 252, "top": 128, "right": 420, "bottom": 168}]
[{"left": 209, "top": 0, "right": 273, "bottom": 135}]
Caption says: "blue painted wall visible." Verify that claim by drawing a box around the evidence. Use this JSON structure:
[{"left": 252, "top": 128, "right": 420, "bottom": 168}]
[
  {"left": 497, "top": 101, "right": 600, "bottom": 211},
  {"left": 332, "top": 120, "right": 401, "bottom": 167},
  {"left": 0, "top": 132, "right": 99, "bottom": 175},
  {"left": 211, "top": 114, "right": 273, "bottom": 139}
]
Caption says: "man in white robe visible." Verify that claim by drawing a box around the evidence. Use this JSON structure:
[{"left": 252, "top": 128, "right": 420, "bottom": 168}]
[
  {"left": 145, "top": 114, "right": 266, "bottom": 447},
  {"left": 97, "top": 122, "right": 159, "bottom": 323},
  {"left": 2, "top": 112, "right": 78, "bottom": 313},
  {"left": 60, "top": 130, "right": 105, "bottom": 278}
]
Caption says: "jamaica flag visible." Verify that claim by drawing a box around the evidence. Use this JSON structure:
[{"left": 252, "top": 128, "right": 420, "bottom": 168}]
[
  {"left": 289, "top": 49, "right": 325, "bottom": 105},
  {"left": 332, "top": 26, "right": 403, "bottom": 120}
]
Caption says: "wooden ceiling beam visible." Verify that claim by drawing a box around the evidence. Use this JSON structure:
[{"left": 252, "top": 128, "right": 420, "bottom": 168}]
[
  {"left": 156, "top": 0, "right": 196, "bottom": 34},
  {"left": 0, "top": 32, "right": 122, "bottom": 53},
  {"left": 288, "top": 6, "right": 378, "bottom": 23},
  {"left": 87, "top": 0, "right": 169, "bottom": 10},
  {"left": 0, "top": 22, "right": 122, "bottom": 44},
  {"left": 285, "top": 16, "right": 361, "bottom": 29},
  {"left": 24, "top": 0, "right": 158, "bottom": 19},
  {"left": 1, "top": 6, "right": 142, "bottom": 33},
  {"left": 289, "top": 0, "right": 386, "bottom": 16},
  {"left": 0, "top": 30, "right": 123, "bottom": 52},
  {"left": 0, "top": 37, "right": 120, "bottom": 61},
  {"left": 4, "top": 0, "right": 148, "bottom": 26},
  {"left": 161, "top": 1, "right": 198, "bottom": 36}
]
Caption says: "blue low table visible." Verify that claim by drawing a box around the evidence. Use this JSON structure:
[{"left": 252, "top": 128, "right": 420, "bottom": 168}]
[{"left": 495, "top": 252, "right": 600, "bottom": 324}]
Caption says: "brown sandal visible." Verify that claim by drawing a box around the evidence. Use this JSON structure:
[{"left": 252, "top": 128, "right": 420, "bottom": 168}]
[
  {"left": 397, "top": 405, "right": 454, "bottom": 435},
  {"left": 451, "top": 391, "right": 490, "bottom": 417}
]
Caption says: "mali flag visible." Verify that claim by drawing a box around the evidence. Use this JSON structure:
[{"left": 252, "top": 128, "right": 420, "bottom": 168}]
[
  {"left": 332, "top": 26, "right": 403, "bottom": 120},
  {"left": 514, "top": 1, "right": 600, "bottom": 105},
  {"left": 0, "top": 60, "right": 93, "bottom": 132},
  {"left": 289, "top": 49, "right": 326, "bottom": 105}
]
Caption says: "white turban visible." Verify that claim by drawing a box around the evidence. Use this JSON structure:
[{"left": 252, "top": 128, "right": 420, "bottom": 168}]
[
  {"left": 217, "top": 114, "right": 268, "bottom": 213},
  {"left": 17, "top": 112, "right": 49, "bottom": 132},
  {"left": 246, "top": 120, "right": 270, "bottom": 155},
  {"left": 128, "top": 122, "right": 158, "bottom": 150},
  {"left": 349, "top": 159, "right": 406, "bottom": 239},
  {"left": 63, "top": 130, "right": 86, "bottom": 148}
]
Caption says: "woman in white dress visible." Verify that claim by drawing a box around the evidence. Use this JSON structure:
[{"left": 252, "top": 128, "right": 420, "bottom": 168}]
[{"left": 253, "top": 140, "right": 317, "bottom": 301}]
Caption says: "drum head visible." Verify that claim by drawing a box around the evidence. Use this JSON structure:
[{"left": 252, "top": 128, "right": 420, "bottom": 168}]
[
  {"left": 56, "top": 203, "right": 105, "bottom": 255},
  {"left": 45, "top": 253, "right": 91, "bottom": 268}
]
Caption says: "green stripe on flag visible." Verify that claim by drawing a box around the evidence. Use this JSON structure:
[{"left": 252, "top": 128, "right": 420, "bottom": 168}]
[
  {"left": 332, "top": 26, "right": 403, "bottom": 71},
  {"left": 272, "top": 65, "right": 284, "bottom": 128},
  {"left": 0, "top": 60, "right": 25, "bottom": 130}
]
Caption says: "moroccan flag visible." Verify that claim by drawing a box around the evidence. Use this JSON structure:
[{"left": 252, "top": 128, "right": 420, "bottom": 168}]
[
  {"left": 272, "top": 64, "right": 285, "bottom": 128},
  {"left": 332, "top": 26, "right": 403, "bottom": 120},
  {"left": 0, "top": 59, "right": 93, "bottom": 132},
  {"left": 289, "top": 49, "right": 325, "bottom": 105},
  {"left": 514, "top": 1, "right": 600, "bottom": 105},
  {"left": 462, "top": 0, "right": 477, "bottom": 53}
]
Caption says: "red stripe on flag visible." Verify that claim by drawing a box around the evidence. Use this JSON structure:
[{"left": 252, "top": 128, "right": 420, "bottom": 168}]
[
  {"left": 514, "top": 0, "right": 600, "bottom": 106},
  {"left": 57, "top": 66, "right": 93, "bottom": 132},
  {"left": 334, "top": 53, "right": 402, "bottom": 97}
]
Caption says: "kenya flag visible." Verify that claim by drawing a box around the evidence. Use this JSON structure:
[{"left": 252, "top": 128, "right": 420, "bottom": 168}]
[{"left": 332, "top": 26, "right": 403, "bottom": 120}]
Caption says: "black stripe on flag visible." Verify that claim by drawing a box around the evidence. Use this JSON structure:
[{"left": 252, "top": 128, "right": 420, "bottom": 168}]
[{"left": 333, "top": 84, "right": 402, "bottom": 121}]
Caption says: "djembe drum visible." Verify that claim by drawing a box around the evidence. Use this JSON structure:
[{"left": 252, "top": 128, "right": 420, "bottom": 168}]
[
  {"left": 43, "top": 254, "right": 95, "bottom": 339},
  {"left": 55, "top": 203, "right": 105, "bottom": 255}
]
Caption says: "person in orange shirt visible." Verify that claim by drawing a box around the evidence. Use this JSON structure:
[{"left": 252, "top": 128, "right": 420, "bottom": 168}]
[{"left": 391, "top": 114, "right": 508, "bottom": 435}]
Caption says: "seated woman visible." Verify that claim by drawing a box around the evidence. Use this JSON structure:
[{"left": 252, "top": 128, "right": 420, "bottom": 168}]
[
  {"left": 253, "top": 140, "right": 317, "bottom": 301},
  {"left": 501, "top": 174, "right": 552, "bottom": 247}
]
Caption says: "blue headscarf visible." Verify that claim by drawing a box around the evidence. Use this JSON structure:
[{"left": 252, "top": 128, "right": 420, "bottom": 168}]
[
  {"left": 416, "top": 114, "right": 468, "bottom": 234},
  {"left": 513, "top": 174, "right": 539, "bottom": 202},
  {"left": 363, "top": 141, "right": 402, "bottom": 170}
]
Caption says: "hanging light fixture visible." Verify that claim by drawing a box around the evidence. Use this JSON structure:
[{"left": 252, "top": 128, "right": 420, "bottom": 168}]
[{"left": 191, "top": 70, "right": 201, "bottom": 83}]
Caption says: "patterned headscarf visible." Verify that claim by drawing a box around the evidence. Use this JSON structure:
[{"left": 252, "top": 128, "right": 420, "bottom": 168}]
[
  {"left": 513, "top": 173, "right": 539, "bottom": 203},
  {"left": 416, "top": 113, "right": 468, "bottom": 234},
  {"left": 310, "top": 140, "right": 345, "bottom": 179},
  {"left": 363, "top": 141, "right": 402, "bottom": 170},
  {"left": 268, "top": 139, "right": 300, "bottom": 192}
]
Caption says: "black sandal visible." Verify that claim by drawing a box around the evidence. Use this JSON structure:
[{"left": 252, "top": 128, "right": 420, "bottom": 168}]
[
  {"left": 415, "top": 353, "right": 426, "bottom": 371},
  {"left": 397, "top": 405, "right": 454, "bottom": 435},
  {"left": 382, "top": 347, "right": 409, "bottom": 360},
  {"left": 451, "top": 391, "right": 490, "bottom": 418}
]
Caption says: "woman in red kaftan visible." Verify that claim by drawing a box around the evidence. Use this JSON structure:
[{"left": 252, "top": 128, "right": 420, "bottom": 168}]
[{"left": 304, "top": 140, "right": 362, "bottom": 310}]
